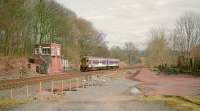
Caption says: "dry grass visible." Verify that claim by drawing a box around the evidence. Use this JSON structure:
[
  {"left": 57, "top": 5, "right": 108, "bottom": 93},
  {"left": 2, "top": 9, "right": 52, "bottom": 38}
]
[
  {"left": 0, "top": 98, "right": 31, "bottom": 109},
  {"left": 0, "top": 57, "right": 27, "bottom": 75},
  {"left": 138, "top": 95, "right": 200, "bottom": 111},
  {"left": 103, "top": 70, "right": 128, "bottom": 79}
]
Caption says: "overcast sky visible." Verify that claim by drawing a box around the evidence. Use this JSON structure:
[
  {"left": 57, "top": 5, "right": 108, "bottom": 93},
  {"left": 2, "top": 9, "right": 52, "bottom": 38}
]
[{"left": 56, "top": 0, "right": 200, "bottom": 49}]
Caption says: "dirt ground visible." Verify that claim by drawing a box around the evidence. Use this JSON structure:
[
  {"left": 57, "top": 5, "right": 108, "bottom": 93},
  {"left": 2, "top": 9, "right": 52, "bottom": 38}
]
[
  {"left": 6, "top": 70, "right": 176, "bottom": 111},
  {"left": 4, "top": 67, "right": 200, "bottom": 111},
  {"left": 128, "top": 68, "right": 200, "bottom": 96}
]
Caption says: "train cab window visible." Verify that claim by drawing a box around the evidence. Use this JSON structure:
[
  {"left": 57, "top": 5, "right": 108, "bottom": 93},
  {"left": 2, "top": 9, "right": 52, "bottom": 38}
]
[{"left": 81, "top": 58, "right": 87, "bottom": 64}]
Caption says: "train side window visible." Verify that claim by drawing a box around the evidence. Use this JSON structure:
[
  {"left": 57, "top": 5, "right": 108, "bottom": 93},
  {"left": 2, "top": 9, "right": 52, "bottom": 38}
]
[{"left": 89, "top": 60, "right": 92, "bottom": 64}]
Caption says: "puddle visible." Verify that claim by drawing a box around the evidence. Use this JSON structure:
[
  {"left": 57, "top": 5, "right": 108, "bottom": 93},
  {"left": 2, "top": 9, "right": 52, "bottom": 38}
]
[{"left": 130, "top": 87, "right": 141, "bottom": 95}]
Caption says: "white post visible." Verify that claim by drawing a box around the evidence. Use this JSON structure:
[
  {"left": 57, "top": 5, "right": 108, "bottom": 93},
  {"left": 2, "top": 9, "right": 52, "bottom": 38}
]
[
  {"left": 26, "top": 84, "right": 29, "bottom": 97},
  {"left": 61, "top": 80, "right": 64, "bottom": 93},
  {"left": 10, "top": 88, "right": 13, "bottom": 99},
  {"left": 96, "top": 74, "right": 98, "bottom": 87},
  {"left": 51, "top": 81, "right": 54, "bottom": 93},
  {"left": 69, "top": 79, "right": 71, "bottom": 91},
  {"left": 88, "top": 76, "right": 90, "bottom": 86},
  {"left": 82, "top": 77, "right": 84, "bottom": 88},
  {"left": 91, "top": 76, "right": 93, "bottom": 87},
  {"left": 39, "top": 81, "right": 42, "bottom": 92},
  {"left": 76, "top": 78, "right": 79, "bottom": 88}
]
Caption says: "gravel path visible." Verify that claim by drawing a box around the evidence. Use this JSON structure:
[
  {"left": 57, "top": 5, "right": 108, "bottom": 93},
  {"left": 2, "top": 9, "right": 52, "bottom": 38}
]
[
  {"left": 7, "top": 72, "right": 176, "bottom": 111},
  {"left": 130, "top": 68, "right": 200, "bottom": 96}
]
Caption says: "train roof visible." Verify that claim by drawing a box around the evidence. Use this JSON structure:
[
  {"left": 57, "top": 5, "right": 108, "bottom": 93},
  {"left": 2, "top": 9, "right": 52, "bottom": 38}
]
[{"left": 82, "top": 56, "right": 120, "bottom": 61}]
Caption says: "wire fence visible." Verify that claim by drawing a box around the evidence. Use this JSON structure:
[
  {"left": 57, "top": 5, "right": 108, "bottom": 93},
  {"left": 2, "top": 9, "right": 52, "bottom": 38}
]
[{"left": 0, "top": 74, "right": 100, "bottom": 100}]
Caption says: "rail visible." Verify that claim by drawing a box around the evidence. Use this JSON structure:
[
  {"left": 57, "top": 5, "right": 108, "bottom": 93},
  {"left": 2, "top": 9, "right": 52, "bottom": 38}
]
[{"left": 0, "top": 66, "right": 147, "bottom": 90}]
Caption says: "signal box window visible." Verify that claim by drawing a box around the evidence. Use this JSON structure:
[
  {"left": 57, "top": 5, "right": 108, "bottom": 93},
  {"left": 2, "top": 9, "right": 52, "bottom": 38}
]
[
  {"left": 42, "top": 48, "right": 50, "bottom": 55},
  {"left": 35, "top": 48, "right": 39, "bottom": 54}
]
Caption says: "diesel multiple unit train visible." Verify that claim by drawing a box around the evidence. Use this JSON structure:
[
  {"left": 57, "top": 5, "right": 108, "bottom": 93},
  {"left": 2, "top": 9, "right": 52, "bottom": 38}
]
[{"left": 80, "top": 56, "right": 120, "bottom": 72}]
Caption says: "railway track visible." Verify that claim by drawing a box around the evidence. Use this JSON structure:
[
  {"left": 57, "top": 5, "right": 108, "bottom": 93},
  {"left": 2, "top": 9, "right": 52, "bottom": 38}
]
[
  {"left": 0, "top": 73, "right": 81, "bottom": 90},
  {"left": 79, "top": 65, "right": 148, "bottom": 73},
  {"left": 0, "top": 65, "right": 147, "bottom": 90}
]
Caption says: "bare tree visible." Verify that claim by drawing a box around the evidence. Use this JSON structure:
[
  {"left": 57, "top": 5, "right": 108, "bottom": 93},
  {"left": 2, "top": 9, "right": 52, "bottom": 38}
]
[
  {"left": 173, "top": 12, "right": 200, "bottom": 57},
  {"left": 145, "top": 27, "right": 171, "bottom": 67},
  {"left": 124, "top": 42, "right": 138, "bottom": 64},
  {"left": 172, "top": 12, "right": 200, "bottom": 70}
]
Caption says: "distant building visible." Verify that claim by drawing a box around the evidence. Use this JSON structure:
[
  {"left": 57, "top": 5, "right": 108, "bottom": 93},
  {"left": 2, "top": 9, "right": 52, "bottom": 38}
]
[{"left": 29, "top": 43, "right": 69, "bottom": 74}]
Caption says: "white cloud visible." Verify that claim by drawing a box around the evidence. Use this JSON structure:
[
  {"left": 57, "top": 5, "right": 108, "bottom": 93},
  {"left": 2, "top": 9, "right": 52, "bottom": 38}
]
[{"left": 56, "top": 0, "right": 200, "bottom": 50}]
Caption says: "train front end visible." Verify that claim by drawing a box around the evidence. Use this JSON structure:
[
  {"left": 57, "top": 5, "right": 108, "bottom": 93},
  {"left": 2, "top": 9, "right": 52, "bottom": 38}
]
[{"left": 80, "top": 56, "right": 89, "bottom": 72}]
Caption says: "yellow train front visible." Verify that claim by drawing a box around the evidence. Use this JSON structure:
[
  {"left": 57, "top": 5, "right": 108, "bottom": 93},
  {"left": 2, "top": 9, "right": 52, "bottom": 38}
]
[{"left": 80, "top": 56, "right": 120, "bottom": 72}]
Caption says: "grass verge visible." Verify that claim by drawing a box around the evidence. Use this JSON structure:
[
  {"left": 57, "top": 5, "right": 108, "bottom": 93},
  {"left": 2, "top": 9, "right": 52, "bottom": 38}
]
[
  {"left": 0, "top": 98, "right": 31, "bottom": 110},
  {"left": 138, "top": 95, "right": 200, "bottom": 111}
]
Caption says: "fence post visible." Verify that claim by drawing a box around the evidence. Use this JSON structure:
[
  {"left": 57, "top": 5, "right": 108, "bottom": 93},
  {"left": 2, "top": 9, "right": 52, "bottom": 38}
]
[
  {"left": 26, "top": 84, "right": 29, "bottom": 97},
  {"left": 61, "top": 80, "right": 64, "bottom": 93},
  {"left": 96, "top": 75, "right": 98, "bottom": 85},
  {"left": 69, "top": 79, "right": 71, "bottom": 91},
  {"left": 39, "top": 81, "right": 42, "bottom": 92},
  {"left": 76, "top": 78, "right": 79, "bottom": 88},
  {"left": 91, "top": 76, "right": 93, "bottom": 87},
  {"left": 10, "top": 88, "right": 13, "bottom": 99},
  {"left": 82, "top": 77, "right": 84, "bottom": 88},
  {"left": 51, "top": 81, "right": 54, "bottom": 93},
  {"left": 87, "top": 76, "right": 90, "bottom": 87}
]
